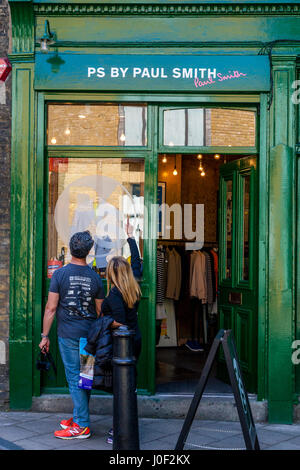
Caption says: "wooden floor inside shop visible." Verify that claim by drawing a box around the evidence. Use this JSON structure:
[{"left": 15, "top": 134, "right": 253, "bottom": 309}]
[{"left": 155, "top": 346, "right": 232, "bottom": 394}]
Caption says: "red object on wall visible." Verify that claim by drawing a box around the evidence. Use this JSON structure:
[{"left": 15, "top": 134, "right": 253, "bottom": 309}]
[
  {"left": 47, "top": 259, "right": 63, "bottom": 279},
  {"left": 49, "top": 157, "right": 69, "bottom": 172},
  {"left": 0, "top": 58, "right": 12, "bottom": 82}
]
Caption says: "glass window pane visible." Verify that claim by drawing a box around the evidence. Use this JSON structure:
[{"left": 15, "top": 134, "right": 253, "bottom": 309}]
[
  {"left": 225, "top": 180, "right": 233, "bottom": 279},
  {"left": 242, "top": 175, "right": 250, "bottom": 281},
  {"left": 163, "top": 108, "right": 204, "bottom": 146},
  {"left": 47, "top": 104, "right": 147, "bottom": 146},
  {"left": 163, "top": 107, "right": 256, "bottom": 147},
  {"left": 47, "top": 158, "right": 144, "bottom": 276}
]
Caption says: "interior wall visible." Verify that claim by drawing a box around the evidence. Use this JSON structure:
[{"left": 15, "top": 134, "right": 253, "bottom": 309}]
[
  {"left": 181, "top": 155, "right": 220, "bottom": 244},
  {"left": 158, "top": 154, "right": 221, "bottom": 243}
]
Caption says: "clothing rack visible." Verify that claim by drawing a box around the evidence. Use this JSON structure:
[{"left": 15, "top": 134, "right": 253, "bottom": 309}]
[{"left": 157, "top": 239, "right": 218, "bottom": 248}]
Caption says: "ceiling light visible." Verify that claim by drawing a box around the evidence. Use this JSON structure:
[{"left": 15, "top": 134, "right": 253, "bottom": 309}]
[
  {"left": 162, "top": 155, "right": 167, "bottom": 163},
  {"left": 51, "top": 137, "right": 57, "bottom": 144},
  {"left": 78, "top": 114, "right": 86, "bottom": 119},
  {"left": 197, "top": 154, "right": 203, "bottom": 160},
  {"left": 65, "top": 128, "right": 71, "bottom": 135},
  {"left": 201, "top": 170, "right": 206, "bottom": 177},
  {"left": 214, "top": 154, "right": 221, "bottom": 160},
  {"left": 120, "top": 133, "right": 126, "bottom": 142},
  {"left": 173, "top": 167, "right": 178, "bottom": 176}
]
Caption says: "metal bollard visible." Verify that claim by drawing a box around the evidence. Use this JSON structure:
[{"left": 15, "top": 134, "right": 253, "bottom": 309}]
[{"left": 112, "top": 325, "right": 140, "bottom": 450}]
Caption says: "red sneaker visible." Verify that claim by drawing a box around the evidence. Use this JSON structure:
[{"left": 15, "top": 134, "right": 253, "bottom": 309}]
[
  {"left": 54, "top": 423, "right": 91, "bottom": 440},
  {"left": 60, "top": 417, "right": 73, "bottom": 429}
]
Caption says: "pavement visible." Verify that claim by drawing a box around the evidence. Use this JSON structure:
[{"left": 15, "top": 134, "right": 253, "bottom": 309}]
[{"left": 1, "top": 411, "right": 300, "bottom": 450}]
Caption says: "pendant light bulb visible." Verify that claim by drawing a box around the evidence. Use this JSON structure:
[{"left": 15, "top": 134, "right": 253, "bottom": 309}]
[
  {"left": 173, "top": 167, "right": 178, "bottom": 176},
  {"left": 214, "top": 154, "right": 221, "bottom": 160},
  {"left": 162, "top": 155, "right": 167, "bottom": 163},
  {"left": 197, "top": 154, "right": 203, "bottom": 160},
  {"left": 201, "top": 170, "right": 206, "bottom": 177}
]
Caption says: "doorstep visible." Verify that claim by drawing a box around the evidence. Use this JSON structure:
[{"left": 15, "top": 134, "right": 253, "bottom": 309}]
[{"left": 31, "top": 393, "right": 268, "bottom": 423}]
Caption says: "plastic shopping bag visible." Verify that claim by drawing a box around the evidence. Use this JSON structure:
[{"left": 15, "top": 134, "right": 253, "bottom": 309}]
[{"left": 78, "top": 337, "right": 95, "bottom": 390}]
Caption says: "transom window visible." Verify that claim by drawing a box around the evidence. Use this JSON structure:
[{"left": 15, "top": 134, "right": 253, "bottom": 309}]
[{"left": 47, "top": 103, "right": 147, "bottom": 146}]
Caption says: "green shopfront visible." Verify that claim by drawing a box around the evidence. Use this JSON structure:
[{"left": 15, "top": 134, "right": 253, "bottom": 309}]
[{"left": 8, "top": 0, "right": 300, "bottom": 424}]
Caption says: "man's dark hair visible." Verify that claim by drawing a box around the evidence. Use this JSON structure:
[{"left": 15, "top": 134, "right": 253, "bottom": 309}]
[{"left": 69, "top": 231, "right": 94, "bottom": 259}]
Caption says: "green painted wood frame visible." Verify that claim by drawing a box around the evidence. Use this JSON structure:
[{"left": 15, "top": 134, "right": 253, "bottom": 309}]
[
  {"left": 217, "top": 156, "right": 258, "bottom": 393},
  {"left": 34, "top": 95, "right": 158, "bottom": 396},
  {"left": 31, "top": 91, "right": 268, "bottom": 403}
]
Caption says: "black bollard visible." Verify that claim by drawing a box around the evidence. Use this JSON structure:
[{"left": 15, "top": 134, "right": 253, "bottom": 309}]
[{"left": 112, "top": 325, "right": 140, "bottom": 450}]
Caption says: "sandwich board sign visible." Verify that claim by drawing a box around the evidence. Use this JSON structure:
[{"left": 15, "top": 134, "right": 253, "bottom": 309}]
[{"left": 175, "top": 329, "right": 260, "bottom": 451}]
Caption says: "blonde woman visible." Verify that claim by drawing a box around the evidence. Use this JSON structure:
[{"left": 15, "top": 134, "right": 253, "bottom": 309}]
[
  {"left": 98, "top": 234, "right": 142, "bottom": 445},
  {"left": 102, "top": 250, "right": 142, "bottom": 360}
]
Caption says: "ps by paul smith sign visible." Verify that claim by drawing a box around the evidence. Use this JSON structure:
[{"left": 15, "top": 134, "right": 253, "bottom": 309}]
[{"left": 35, "top": 53, "right": 270, "bottom": 92}]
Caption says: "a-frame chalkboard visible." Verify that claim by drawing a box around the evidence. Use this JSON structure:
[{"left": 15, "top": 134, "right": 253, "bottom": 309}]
[{"left": 175, "top": 329, "right": 260, "bottom": 451}]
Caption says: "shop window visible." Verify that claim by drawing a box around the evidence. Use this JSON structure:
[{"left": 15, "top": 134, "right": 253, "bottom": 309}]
[
  {"left": 225, "top": 179, "right": 233, "bottom": 279},
  {"left": 163, "top": 108, "right": 256, "bottom": 147},
  {"left": 163, "top": 108, "right": 205, "bottom": 146},
  {"left": 47, "top": 104, "right": 147, "bottom": 146},
  {"left": 47, "top": 158, "right": 144, "bottom": 275},
  {"left": 242, "top": 174, "right": 250, "bottom": 281}
]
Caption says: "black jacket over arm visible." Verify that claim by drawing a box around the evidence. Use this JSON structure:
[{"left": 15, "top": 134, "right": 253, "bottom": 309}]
[{"left": 84, "top": 315, "right": 114, "bottom": 391}]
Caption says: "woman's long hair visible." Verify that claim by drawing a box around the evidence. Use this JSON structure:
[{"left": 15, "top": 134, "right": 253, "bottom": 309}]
[{"left": 106, "top": 256, "right": 141, "bottom": 308}]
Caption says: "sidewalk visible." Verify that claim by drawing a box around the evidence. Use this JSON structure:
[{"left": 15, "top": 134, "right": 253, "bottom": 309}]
[{"left": 1, "top": 411, "right": 300, "bottom": 450}]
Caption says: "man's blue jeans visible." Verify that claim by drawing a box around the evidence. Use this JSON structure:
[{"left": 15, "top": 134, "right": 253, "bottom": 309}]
[{"left": 58, "top": 337, "right": 91, "bottom": 428}]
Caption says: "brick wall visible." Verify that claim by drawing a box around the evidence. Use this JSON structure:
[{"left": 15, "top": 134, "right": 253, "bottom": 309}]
[
  {"left": 0, "top": 0, "right": 11, "bottom": 410},
  {"left": 207, "top": 108, "right": 256, "bottom": 147}
]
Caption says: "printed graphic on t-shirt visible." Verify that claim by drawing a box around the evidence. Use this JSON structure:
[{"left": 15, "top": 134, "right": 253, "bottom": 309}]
[{"left": 65, "top": 275, "right": 95, "bottom": 318}]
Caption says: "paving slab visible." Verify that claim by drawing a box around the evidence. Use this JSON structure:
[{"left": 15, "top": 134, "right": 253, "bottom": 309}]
[
  {"left": 1, "top": 411, "right": 300, "bottom": 451},
  {"left": 256, "top": 429, "right": 294, "bottom": 446}
]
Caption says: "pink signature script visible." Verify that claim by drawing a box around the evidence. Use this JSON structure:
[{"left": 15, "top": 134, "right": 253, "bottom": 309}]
[{"left": 194, "top": 70, "right": 247, "bottom": 88}]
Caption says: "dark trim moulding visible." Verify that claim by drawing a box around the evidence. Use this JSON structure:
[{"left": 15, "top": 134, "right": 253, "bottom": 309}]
[{"left": 33, "top": 3, "right": 300, "bottom": 16}]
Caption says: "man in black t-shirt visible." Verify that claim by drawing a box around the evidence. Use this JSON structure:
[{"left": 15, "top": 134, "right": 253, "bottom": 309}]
[{"left": 39, "top": 231, "right": 105, "bottom": 440}]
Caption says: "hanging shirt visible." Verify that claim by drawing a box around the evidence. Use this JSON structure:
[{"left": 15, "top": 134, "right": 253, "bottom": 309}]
[
  {"left": 189, "top": 251, "right": 207, "bottom": 303},
  {"left": 210, "top": 249, "right": 219, "bottom": 292},
  {"left": 203, "top": 251, "right": 214, "bottom": 305},
  {"left": 156, "top": 248, "right": 167, "bottom": 304},
  {"left": 166, "top": 248, "right": 182, "bottom": 301}
]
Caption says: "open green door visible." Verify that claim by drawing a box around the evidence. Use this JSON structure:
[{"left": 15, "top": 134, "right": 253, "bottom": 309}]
[{"left": 218, "top": 156, "right": 258, "bottom": 393}]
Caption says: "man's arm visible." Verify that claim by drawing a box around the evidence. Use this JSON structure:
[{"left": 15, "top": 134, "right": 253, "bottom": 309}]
[
  {"left": 39, "top": 292, "right": 59, "bottom": 352},
  {"left": 95, "top": 298, "right": 103, "bottom": 318}
]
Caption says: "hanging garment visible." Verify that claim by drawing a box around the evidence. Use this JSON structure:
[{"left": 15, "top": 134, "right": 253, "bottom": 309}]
[
  {"left": 210, "top": 249, "right": 219, "bottom": 292},
  {"left": 189, "top": 251, "right": 207, "bottom": 303},
  {"left": 166, "top": 248, "right": 182, "bottom": 301},
  {"left": 156, "top": 303, "right": 167, "bottom": 320},
  {"left": 157, "top": 299, "right": 177, "bottom": 347},
  {"left": 156, "top": 248, "right": 167, "bottom": 304},
  {"left": 203, "top": 251, "right": 214, "bottom": 305}
]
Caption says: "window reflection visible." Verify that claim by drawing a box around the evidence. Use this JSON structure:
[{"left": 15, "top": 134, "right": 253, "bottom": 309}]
[
  {"left": 48, "top": 104, "right": 147, "bottom": 146},
  {"left": 163, "top": 108, "right": 256, "bottom": 147},
  {"left": 242, "top": 175, "right": 250, "bottom": 281},
  {"left": 225, "top": 180, "right": 233, "bottom": 279},
  {"left": 48, "top": 158, "right": 144, "bottom": 276},
  {"left": 163, "top": 108, "right": 204, "bottom": 146}
]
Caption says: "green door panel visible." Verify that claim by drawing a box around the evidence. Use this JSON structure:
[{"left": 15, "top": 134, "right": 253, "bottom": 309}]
[{"left": 218, "top": 156, "right": 258, "bottom": 393}]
